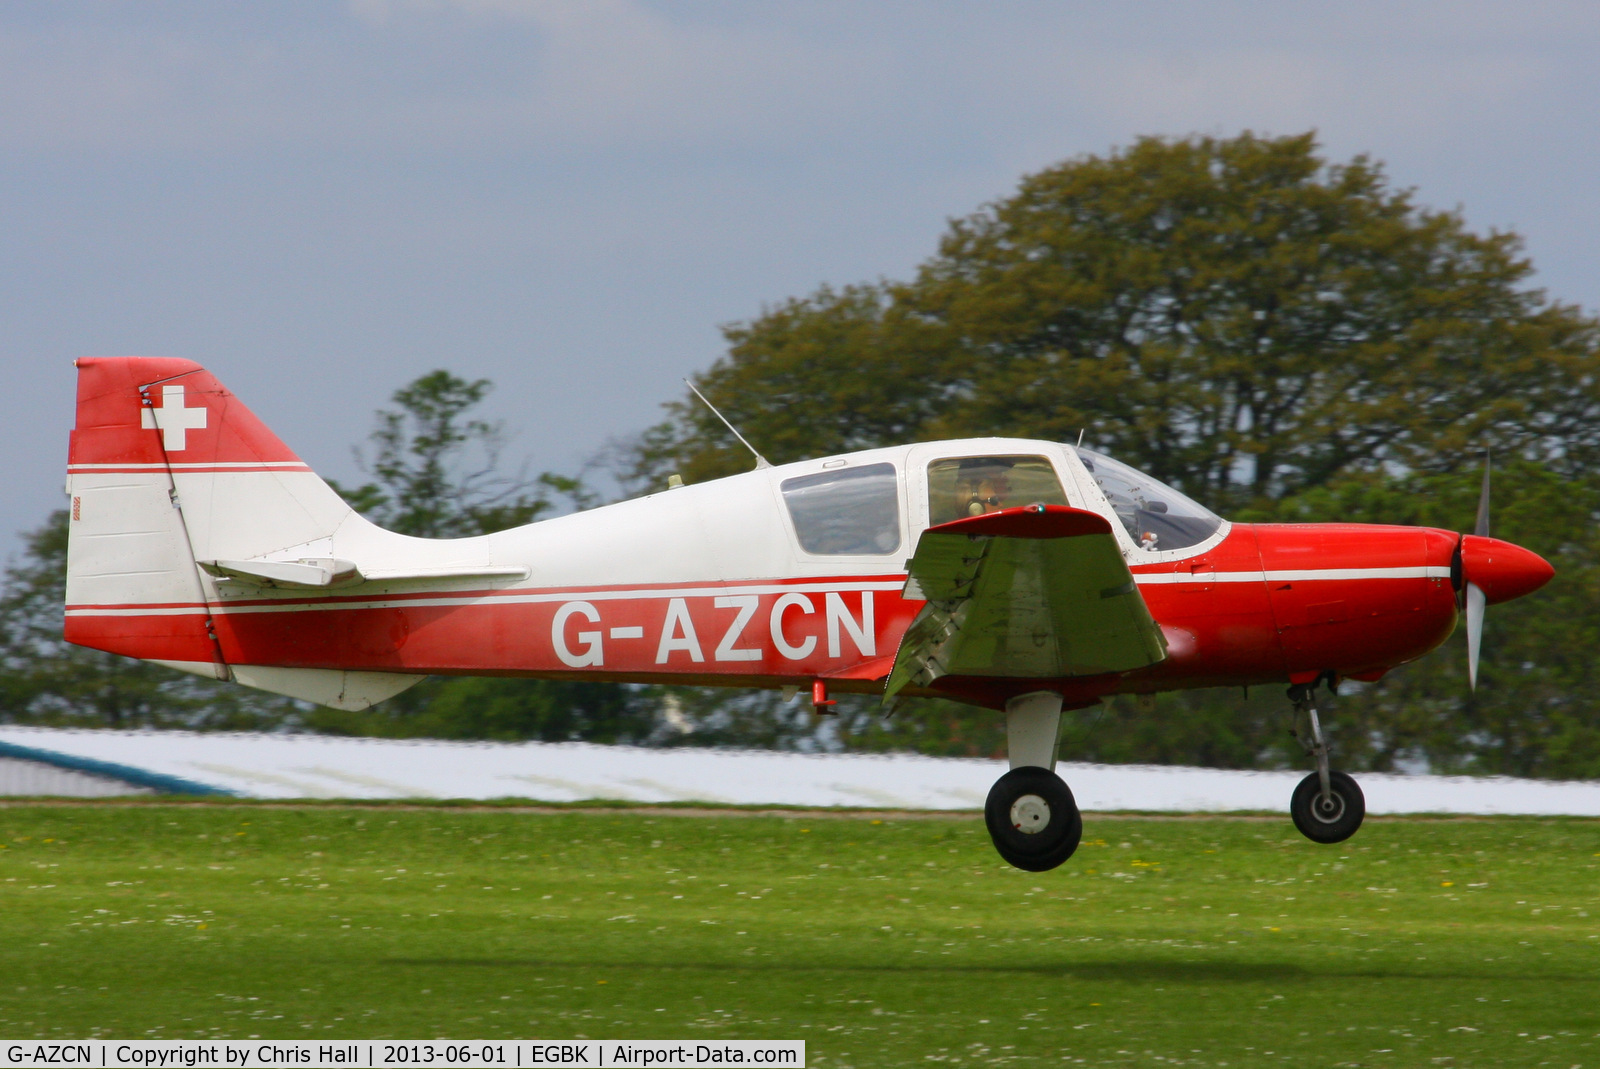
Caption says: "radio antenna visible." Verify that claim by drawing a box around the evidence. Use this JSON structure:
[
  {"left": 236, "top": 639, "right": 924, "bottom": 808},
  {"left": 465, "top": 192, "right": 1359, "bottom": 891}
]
[{"left": 684, "top": 379, "right": 771, "bottom": 470}]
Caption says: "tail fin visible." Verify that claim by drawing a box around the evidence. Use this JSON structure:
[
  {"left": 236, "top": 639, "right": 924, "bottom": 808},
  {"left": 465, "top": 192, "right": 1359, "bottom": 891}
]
[{"left": 64, "top": 357, "right": 419, "bottom": 709}]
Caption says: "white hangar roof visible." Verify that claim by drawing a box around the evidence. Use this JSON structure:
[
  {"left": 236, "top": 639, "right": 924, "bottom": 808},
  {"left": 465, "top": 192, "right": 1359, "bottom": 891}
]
[{"left": 0, "top": 726, "right": 1598, "bottom": 816}]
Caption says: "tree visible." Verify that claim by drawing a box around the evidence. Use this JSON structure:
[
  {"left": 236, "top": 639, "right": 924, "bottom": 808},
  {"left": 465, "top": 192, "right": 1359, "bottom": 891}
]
[
  {"left": 613, "top": 132, "right": 1600, "bottom": 775},
  {"left": 624, "top": 133, "right": 1600, "bottom": 514}
]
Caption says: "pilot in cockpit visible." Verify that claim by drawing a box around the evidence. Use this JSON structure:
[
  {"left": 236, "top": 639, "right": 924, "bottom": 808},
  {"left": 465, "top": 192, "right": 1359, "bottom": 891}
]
[{"left": 957, "top": 457, "right": 1015, "bottom": 517}]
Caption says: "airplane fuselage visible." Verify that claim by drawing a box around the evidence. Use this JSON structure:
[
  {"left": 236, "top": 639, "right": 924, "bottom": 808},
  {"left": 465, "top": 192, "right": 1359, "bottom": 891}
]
[{"left": 70, "top": 433, "right": 1470, "bottom": 710}]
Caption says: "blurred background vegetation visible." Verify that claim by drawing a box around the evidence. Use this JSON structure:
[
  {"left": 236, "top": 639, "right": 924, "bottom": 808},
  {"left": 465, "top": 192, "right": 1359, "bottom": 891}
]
[{"left": 6, "top": 132, "right": 1599, "bottom": 778}]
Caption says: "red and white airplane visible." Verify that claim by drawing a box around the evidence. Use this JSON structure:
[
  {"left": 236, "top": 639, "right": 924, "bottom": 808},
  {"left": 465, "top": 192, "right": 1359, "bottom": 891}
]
[{"left": 64, "top": 357, "right": 1554, "bottom": 870}]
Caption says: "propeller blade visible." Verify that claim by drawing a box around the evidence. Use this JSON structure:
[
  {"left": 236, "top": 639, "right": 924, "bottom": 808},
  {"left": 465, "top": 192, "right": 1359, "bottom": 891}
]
[
  {"left": 1467, "top": 451, "right": 1491, "bottom": 689},
  {"left": 1465, "top": 581, "right": 1486, "bottom": 690},
  {"left": 1474, "top": 450, "right": 1491, "bottom": 538}
]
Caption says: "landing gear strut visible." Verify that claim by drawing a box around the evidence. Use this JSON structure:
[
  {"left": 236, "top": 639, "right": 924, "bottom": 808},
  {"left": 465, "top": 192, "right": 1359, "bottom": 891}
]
[
  {"left": 1287, "top": 681, "right": 1365, "bottom": 844},
  {"left": 984, "top": 691, "right": 1082, "bottom": 871}
]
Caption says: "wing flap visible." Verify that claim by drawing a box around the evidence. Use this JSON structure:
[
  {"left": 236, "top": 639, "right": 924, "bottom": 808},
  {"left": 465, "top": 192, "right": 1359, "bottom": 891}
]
[{"left": 884, "top": 505, "right": 1165, "bottom": 702}]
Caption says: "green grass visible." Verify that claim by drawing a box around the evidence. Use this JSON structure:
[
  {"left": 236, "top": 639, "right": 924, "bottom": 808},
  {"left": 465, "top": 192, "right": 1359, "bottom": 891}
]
[{"left": 1, "top": 802, "right": 1598, "bottom": 1067}]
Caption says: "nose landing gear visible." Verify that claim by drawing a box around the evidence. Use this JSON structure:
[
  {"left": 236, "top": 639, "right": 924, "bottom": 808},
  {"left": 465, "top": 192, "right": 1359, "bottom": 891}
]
[
  {"left": 1287, "top": 681, "right": 1365, "bottom": 844},
  {"left": 984, "top": 691, "right": 1083, "bottom": 871}
]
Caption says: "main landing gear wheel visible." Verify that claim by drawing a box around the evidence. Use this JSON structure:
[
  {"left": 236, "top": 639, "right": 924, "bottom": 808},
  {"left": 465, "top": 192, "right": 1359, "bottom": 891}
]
[
  {"left": 1290, "top": 770, "right": 1366, "bottom": 844},
  {"left": 984, "top": 766, "right": 1083, "bottom": 872}
]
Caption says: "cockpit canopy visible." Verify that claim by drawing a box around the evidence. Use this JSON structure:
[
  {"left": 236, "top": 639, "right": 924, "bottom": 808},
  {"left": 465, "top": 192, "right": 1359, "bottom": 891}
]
[
  {"left": 1073, "top": 447, "right": 1223, "bottom": 552},
  {"left": 773, "top": 443, "right": 1224, "bottom": 558}
]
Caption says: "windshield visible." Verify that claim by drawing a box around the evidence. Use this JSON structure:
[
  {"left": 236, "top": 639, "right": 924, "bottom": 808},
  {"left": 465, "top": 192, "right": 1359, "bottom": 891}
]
[{"left": 1073, "top": 447, "right": 1223, "bottom": 552}]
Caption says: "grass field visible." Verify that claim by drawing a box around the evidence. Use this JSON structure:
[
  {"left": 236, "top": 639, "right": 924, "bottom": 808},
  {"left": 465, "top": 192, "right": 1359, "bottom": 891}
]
[{"left": 0, "top": 801, "right": 1597, "bottom": 1067}]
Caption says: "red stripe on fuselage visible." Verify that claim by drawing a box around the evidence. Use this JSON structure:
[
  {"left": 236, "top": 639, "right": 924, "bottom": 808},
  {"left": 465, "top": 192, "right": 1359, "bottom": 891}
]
[
  {"left": 68, "top": 581, "right": 923, "bottom": 682},
  {"left": 68, "top": 465, "right": 314, "bottom": 475}
]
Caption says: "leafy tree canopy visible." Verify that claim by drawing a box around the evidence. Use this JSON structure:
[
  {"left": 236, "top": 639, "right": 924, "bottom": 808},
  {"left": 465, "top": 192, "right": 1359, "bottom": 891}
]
[{"left": 623, "top": 133, "right": 1600, "bottom": 513}]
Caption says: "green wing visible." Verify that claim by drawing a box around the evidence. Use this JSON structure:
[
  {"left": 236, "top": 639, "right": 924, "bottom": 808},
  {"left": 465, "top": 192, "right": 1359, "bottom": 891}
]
[{"left": 883, "top": 505, "right": 1167, "bottom": 704}]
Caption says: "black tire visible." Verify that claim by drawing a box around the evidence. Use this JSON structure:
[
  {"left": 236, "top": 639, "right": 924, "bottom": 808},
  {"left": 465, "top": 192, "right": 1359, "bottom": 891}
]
[
  {"left": 1290, "top": 770, "right": 1366, "bottom": 844},
  {"left": 984, "top": 766, "right": 1083, "bottom": 872}
]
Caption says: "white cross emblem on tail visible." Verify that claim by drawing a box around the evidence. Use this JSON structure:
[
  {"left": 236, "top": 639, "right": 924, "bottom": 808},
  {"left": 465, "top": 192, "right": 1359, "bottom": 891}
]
[{"left": 140, "top": 384, "right": 208, "bottom": 451}]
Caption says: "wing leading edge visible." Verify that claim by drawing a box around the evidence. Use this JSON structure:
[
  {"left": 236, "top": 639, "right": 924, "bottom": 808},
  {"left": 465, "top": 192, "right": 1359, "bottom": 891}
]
[{"left": 883, "top": 504, "right": 1167, "bottom": 704}]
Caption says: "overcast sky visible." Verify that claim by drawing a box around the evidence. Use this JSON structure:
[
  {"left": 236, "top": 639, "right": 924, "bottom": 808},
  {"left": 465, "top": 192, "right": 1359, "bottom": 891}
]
[{"left": 6, "top": 1, "right": 1600, "bottom": 557}]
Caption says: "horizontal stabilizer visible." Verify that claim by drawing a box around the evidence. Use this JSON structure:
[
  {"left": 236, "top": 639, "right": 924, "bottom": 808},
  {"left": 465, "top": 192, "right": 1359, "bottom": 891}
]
[
  {"left": 200, "top": 557, "right": 529, "bottom": 590},
  {"left": 201, "top": 558, "right": 361, "bottom": 588},
  {"left": 358, "top": 565, "right": 531, "bottom": 583}
]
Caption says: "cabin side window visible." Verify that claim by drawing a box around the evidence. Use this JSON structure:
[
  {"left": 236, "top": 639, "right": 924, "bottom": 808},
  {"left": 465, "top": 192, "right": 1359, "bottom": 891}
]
[
  {"left": 780, "top": 462, "right": 902, "bottom": 555},
  {"left": 925, "top": 455, "right": 1069, "bottom": 527}
]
